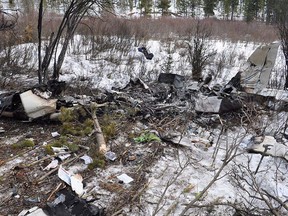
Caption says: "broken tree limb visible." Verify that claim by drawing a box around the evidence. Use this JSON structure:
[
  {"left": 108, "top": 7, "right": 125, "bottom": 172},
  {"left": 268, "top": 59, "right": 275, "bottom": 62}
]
[
  {"left": 47, "top": 183, "right": 63, "bottom": 201},
  {"left": 76, "top": 102, "right": 107, "bottom": 153},
  {"left": 25, "top": 151, "right": 72, "bottom": 167},
  {"left": 90, "top": 102, "right": 107, "bottom": 154}
]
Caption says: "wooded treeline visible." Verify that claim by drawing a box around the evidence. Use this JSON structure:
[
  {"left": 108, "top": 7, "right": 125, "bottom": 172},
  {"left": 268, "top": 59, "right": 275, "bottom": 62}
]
[{"left": 2, "top": 0, "right": 287, "bottom": 23}]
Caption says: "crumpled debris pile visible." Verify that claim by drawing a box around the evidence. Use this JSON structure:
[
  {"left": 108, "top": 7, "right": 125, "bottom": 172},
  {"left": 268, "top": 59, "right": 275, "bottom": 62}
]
[{"left": 44, "top": 188, "right": 104, "bottom": 216}]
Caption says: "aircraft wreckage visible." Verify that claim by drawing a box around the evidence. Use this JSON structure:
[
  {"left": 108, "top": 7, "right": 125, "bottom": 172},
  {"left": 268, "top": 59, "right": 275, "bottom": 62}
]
[
  {"left": 0, "top": 42, "right": 285, "bottom": 119},
  {"left": 195, "top": 42, "right": 285, "bottom": 113}
]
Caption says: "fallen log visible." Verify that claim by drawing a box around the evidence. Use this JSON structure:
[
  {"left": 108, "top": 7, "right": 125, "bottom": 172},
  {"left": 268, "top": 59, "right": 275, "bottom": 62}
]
[{"left": 90, "top": 102, "right": 107, "bottom": 154}]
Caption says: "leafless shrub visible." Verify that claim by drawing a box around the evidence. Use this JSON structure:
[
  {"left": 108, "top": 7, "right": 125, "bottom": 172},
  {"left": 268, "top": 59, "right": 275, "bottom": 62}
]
[
  {"left": 185, "top": 20, "right": 216, "bottom": 81},
  {"left": 227, "top": 46, "right": 237, "bottom": 65},
  {"left": 0, "top": 9, "right": 18, "bottom": 31},
  {"left": 230, "top": 156, "right": 288, "bottom": 215},
  {"left": 1, "top": 12, "right": 278, "bottom": 53},
  {"left": 214, "top": 51, "right": 227, "bottom": 78},
  {"left": 269, "top": 68, "right": 286, "bottom": 89},
  {"left": 0, "top": 35, "right": 35, "bottom": 79}
]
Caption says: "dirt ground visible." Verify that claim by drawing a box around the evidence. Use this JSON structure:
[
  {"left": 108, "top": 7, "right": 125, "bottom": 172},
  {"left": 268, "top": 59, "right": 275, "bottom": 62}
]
[
  {"left": 0, "top": 118, "right": 63, "bottom": 215},
  {"left": 0, "top": 109, "right": 166, "bottom": 216}
]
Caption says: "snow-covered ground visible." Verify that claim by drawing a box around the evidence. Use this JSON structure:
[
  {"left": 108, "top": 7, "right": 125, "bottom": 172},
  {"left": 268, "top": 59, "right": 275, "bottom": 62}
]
[
  {"left": 15, "top": 36, "right": 284, "bottom": 91},
  {"left": 133, "top": 125, "right": 288, "bottom": 215},
  {"left": 4, "top": 36, "right": 284, "bottom": 91}
]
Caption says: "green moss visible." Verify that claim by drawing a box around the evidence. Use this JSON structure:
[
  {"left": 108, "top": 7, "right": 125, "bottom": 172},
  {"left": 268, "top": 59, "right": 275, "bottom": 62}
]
[
  {"left": 102, "top": 122, "right": 117, "bottom": 140},
  {"left": 52, "top": 136, "right": 69, "bottom": 146},
  {"left": 83, "top": 119, "right": 94, "bottom": 135},
  {"left": 67, "top": 143, "right": 79, "bottom": 152},
  {"left": 83, "top": 127, "right": 93, "bottom": 135},
  {"left": 128, "top": 132, "right": 136, "bottom": 140},
  {"left": 12, "top": 139, "right": 35, "bottom": 149},
  {"left": 99, "top": 114, "right": 117, "bottom": 142},
  {"left": 59, "top": 109, "right": 94, "bottom": 137},
  {"left": 88, "top": 151, "right": 106, "bottom": 170},
  {"left": 44, "top": 136, "right": 79, "bottom": 154},
  {"left": 126, "top": 106, "right": 140, "bottom": 117},
  {"left": 61, "top": 122, "right": 77, "bottom": 135},
  {"left": 78, "top": 107, "right": 87, "bottom": 118},
  {"left": 84, "top": 118, "right": 94, "bottom": 128},
  {"left": 182, "top": 184, "right": 195, "bottom": 193},
  {"left": 59, "top": 107, "right": 76, "bottom": 123},
  {"left": 59, "top": 107, "right": 88, "bottom": 124},
  {"left": 0, "top": 175, "right": 4, "bottom": 183},
  {"left": 133, "top": 132, "right": 161, "bottom": 143},
  {"left": 44, "top": 145, "right": 54, "bottom": 155},
  {"left": 44, "top": 136, "right": 68, "bottom": 155},
  {"left": 88, "top": 158, "right": 105, "bottom": 170}
]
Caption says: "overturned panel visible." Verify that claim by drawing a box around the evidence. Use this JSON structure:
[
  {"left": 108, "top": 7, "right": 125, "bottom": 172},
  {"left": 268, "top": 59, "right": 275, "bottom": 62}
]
[
  {"left": 20, "top": 90, "right": 57, "bottom": 119},
  {"left": 233, "top": 42, "right": 280, "bottom": 94},
  {"left": 248, "top": 45, "right": 271, "bottom": 67},
  {"left": 195, "top": 96, "right": 241, "bottom": 113}
]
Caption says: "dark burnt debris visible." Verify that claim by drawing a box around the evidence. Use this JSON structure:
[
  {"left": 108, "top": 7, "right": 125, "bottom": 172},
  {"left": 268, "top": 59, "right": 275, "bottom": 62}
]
[
  {"left": 0, "top": 80, "right": 70, "bottom": 121},
  {"left": 138, "top": 46, "right": 154, "bottom": 60},
  {"left": 44, "top": 188, "right": 105, "bottom": 216}
]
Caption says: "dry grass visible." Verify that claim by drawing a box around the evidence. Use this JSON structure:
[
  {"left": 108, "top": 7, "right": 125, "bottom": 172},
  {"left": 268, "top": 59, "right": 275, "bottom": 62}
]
[
  {"left": 78, "top": 15, "right": 278, "bottom": 43},
  {"left": 3, "top": 12, "right": 277, "bottom": 46}
]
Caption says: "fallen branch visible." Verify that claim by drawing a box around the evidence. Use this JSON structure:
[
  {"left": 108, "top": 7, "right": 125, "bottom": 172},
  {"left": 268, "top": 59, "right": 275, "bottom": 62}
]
[
  {"left": 25, "top": 151, "right": 72, "bottom": 167},
  {"left": 87, "top": 102, "right": 107, "bottom": 154},
  {"left": 47, "top": 183, "right": 63, "bottom": 201}
]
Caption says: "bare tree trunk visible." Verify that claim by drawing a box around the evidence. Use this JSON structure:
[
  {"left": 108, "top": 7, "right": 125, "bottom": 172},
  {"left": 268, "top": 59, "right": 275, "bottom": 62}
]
[
  {"left": 53, "top": 6, "right": 88, "bottom": 79},
  {"left": 274, "top": 0, "right": 288, "bottom": 89},
  {"left": 37, "top": 0, "right": 43, "bottom": 84},
  {"left": 36, "top": 0, "right": 111, "bottom": 84},
  {"left": 42, "top": 33, "right": 54, "bottom": 83},
  {"left": 53, "top": 32, "right": 72, "bottom": 80},
  {"left": 282, "top": 46, "right": 288, "bottom": 89}
]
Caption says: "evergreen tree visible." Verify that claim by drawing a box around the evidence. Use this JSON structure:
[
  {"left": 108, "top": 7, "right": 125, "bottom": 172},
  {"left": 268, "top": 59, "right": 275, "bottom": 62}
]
[
  {"left": 8, "top": 0, "right": 15, "bottom": 8},
  {"left": 244, "top": 0, "right": 254, "bottom": 22},
  {"left": 222, "top": 0, "right": 231, "bottom": 19},
  {"left": 128, "top": 0, "right": 133, "bottom": 11},
  {"left": 139, "top": 0, "right": 153, "bottom": 16},
  {"left": 244, "top": 0, "right": 264, "bottom": 22},
  {"left": 116, "top": 0, "right": 130, "bottom": 13},
  {"left": 203, "top": 0, "right": 217, "bottom": 17},
  {"left": 222, "top": 0, "right": 238, "bottom": 20},
  {"left": 189, "top": 0, "right": 201, "bottom": 17},
  {"left": 157, "top": 0, "right": 171, "bottom": 16},
  {"left": 273, "top": 0, "right": 288, "bottom": 88},
  {"left": 265, "top": 0, "right": 274, "bottom": 24},
  {"left": 177, "top": 0, "right": 200, "bottom": 17},
  {"left": 177, "top": 0, "right": 189, "bottom": 16}
]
